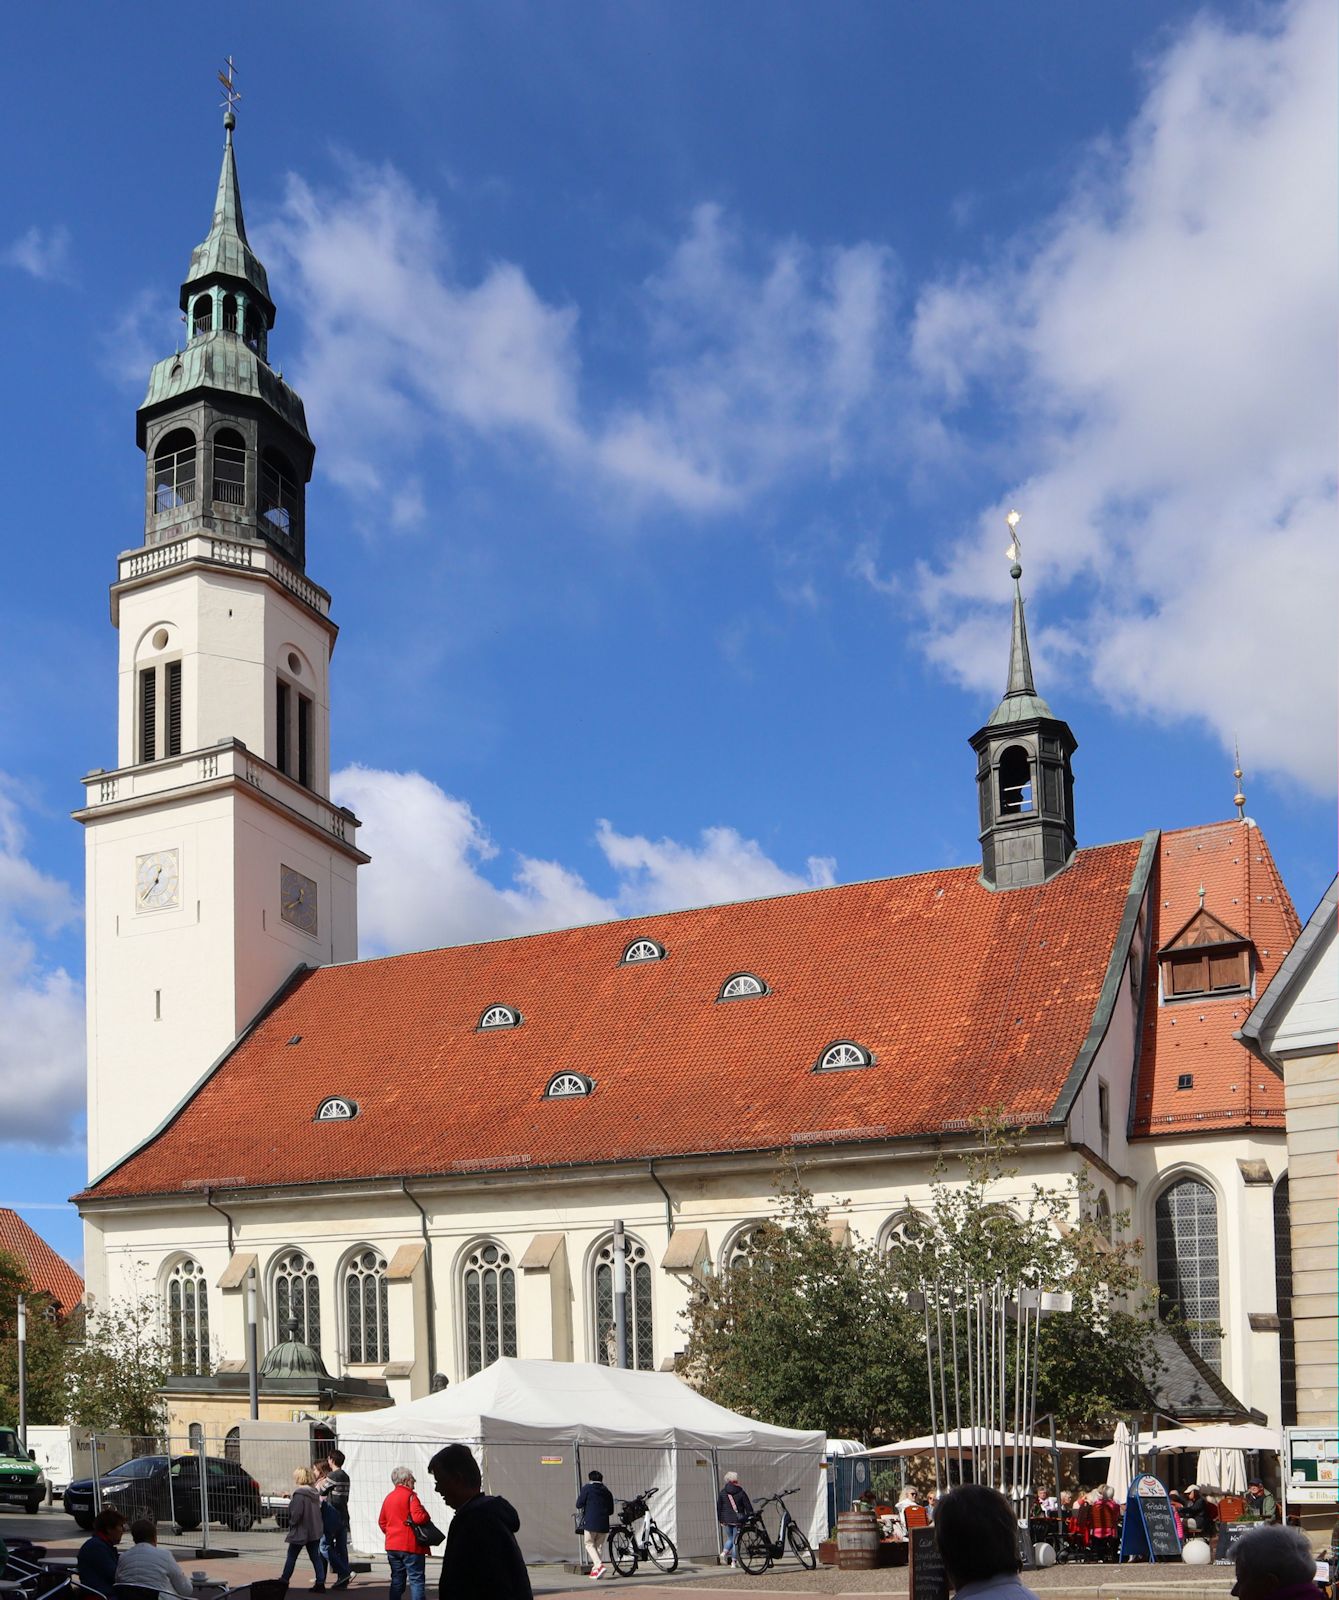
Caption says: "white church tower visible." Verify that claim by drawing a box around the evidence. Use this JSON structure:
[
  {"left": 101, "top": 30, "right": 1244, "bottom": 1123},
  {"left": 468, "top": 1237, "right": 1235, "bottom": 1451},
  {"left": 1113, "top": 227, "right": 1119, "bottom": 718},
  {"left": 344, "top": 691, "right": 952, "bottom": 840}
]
[{"left": 77, "top": 107, "right": 366, "bottom": 1181}]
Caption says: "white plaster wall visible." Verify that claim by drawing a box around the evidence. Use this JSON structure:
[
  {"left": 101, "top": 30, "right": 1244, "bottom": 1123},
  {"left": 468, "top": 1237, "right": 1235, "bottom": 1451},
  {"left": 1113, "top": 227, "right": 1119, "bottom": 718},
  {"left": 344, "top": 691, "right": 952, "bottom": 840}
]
[
  {"left": 1271, "top": 920, "right": 1338, "bottom": 1058},
  {"left": 1127, "top": 1130, "right": 1288, "bottom": 1425}
]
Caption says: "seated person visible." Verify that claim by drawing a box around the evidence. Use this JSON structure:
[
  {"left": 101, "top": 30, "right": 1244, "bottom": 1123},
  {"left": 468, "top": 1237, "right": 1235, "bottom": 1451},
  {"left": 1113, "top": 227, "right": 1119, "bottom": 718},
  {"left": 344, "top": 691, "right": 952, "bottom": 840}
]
[
  {"left": 78, "top": 1510, "right": 127, "bottom": 1596},
  {"left": 934, "top": 1484, "right": 1040, "bottom": 1600},
  {"left": 1232, "top": 1525, "right": 1325, "bottom": 1600},
  {"left": 1245, "top": 1482, "right": 1279, "bottom": 1524},
  {"left": 1182, "top": 1486, "right": 1218, "bottom": 1540},
  {"left": 114, "top": 1519, "right": 194, "bottom": 1598}
]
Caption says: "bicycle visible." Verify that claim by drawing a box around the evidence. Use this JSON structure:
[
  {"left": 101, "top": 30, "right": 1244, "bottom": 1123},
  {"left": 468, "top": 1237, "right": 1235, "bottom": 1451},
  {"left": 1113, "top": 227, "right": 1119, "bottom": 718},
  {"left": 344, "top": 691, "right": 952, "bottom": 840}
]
[
  {"left": 735, "top": 1487, "right": 816, "bottom": 1574},
  {"left": 607, "top": 1486, "right": 679, "bottom": 1576}
]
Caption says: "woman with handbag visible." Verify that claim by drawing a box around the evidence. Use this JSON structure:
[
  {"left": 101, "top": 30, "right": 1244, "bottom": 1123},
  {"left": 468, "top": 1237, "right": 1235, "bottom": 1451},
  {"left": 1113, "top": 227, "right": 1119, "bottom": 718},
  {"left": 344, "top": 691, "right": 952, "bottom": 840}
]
[
  {"left": 378, "top": 1466, "right": 434, "bottom": 1600},
  {"left": 281, "top": 1467, "right": 328, "bottom": 1590}
]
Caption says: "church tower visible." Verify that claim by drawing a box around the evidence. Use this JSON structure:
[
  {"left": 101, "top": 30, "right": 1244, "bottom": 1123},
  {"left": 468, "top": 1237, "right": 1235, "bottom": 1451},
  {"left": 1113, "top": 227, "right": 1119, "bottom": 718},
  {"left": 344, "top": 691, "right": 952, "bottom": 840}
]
[
  {"left": 77, "top": 108, "right": 367, "bottom": 1180},
  {"left": 968, "top": 516, "right": 1077, "bottom": 890}
]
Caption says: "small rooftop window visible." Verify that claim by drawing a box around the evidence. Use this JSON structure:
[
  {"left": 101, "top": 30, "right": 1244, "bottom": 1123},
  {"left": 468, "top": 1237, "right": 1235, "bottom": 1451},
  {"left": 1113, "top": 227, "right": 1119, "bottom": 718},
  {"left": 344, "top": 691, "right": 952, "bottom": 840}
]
[
  {"left": 478, "top": 1004, "right": 522, "bottom": 1030},
  {"left": 815, "top": 1040, "right": 873, "bottom": 1072},
  {"left": 1176, "top": 1073, "right": 1194, "bottom": 1091},
  {"left": 719, "top": 973, "right": 767, "bottom": 1000},
  {"left": 544, "top": 1072, "right": 592, "bottom": 1099},
  {"left": 314, "top": 1096, "right": 357, "bottom": 1122},
  {"left": 622, "top": 938, "right": 665, "bottom": 964}
]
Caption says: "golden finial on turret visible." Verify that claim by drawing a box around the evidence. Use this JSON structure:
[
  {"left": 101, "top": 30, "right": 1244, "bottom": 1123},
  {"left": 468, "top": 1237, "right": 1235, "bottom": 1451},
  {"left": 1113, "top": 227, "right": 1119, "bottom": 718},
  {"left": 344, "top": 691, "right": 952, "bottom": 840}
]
[
  {"left": 1233, "top": 738, "right": 1246, "bottom": 819},
  {"left": 1005, "top": 509, "right": 1022, "bottom": 579}
]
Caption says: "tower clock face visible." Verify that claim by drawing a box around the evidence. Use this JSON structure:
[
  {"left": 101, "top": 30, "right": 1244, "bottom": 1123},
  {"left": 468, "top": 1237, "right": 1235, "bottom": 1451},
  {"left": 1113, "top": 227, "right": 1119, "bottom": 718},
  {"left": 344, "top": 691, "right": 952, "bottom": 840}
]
[
  {"left": 135, "top": 849, "right": 180, "bottom": 912},
  {"left": 280, "top": 865, "right": 319, "bottom": 937}
]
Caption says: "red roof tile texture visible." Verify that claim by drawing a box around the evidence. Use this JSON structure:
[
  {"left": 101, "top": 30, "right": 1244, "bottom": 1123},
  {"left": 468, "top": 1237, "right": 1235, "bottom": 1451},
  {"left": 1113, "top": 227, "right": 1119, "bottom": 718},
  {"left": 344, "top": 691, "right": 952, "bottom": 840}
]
[
  {"left": 85, "top": 839, "right": 1146, "bottom": 1199},
  {"left": 0, "top": 1209, "right": 84, "bottom": 1311},
  {"left": 1132, "top": 819, "right": 1299, "bottom": 1137}
]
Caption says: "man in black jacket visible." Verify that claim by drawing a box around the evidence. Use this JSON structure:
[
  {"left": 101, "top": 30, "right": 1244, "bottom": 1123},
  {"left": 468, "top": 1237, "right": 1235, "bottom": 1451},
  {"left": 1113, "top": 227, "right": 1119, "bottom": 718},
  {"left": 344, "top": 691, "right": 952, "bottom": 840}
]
[
  {"left": 429, "top": 1444, "right": 532, "bottom": 1600},
  {"left": 575, "top": 1470, "right": 616, "bottom": 1578}
]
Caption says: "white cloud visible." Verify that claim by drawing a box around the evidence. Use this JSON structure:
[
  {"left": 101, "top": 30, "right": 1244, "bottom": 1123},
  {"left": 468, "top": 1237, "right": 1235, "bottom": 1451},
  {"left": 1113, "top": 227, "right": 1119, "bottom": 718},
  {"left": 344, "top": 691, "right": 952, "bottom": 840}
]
[
  {"left": 260, "top": 175, "right": 897, "bottom": 514},
  {"left": 904, "top": 0, "right": 1338, "bottom": 792},
  {"left": 0, "top": 783, "right": 85, "bottom": 1150},
  {"left": 333, "top": 765, "right": 834, "bottom": 957},
  {"left": 3, "top": 224, "right": 71, "bottom": 282}
]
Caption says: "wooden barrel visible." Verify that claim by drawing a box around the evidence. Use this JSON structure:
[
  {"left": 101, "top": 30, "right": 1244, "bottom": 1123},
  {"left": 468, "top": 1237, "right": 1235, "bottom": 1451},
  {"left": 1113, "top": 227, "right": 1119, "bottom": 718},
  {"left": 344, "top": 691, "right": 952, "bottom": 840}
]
[{"left": 837, "top": 1508, "right": 880, "bottom": 1570}]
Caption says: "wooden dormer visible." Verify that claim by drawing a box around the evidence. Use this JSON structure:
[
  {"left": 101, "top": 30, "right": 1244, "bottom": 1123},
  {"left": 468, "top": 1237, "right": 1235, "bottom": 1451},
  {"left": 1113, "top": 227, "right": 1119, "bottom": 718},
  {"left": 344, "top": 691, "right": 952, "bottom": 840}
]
[{"left": 1159, "top": 904, "right": 1252, "bottom": 999}]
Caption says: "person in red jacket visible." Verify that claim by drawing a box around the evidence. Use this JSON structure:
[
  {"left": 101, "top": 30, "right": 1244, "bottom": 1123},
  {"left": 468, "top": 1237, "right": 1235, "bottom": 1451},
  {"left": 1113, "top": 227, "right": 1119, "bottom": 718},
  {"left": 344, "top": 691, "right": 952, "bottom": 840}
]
[
  {"left": 1088, "top": 1486, "right": 1121, "bottom": 1561},
  {"left": 379, "top": 1466, "right": 432, "bottom": 1600}
]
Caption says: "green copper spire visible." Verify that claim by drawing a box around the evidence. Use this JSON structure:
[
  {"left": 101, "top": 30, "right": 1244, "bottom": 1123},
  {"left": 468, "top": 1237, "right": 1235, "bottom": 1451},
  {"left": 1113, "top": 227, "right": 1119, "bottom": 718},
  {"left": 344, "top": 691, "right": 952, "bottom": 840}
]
[
  {"left": 987, "top": 513, "right": 1053, "bottom": 727},
  {"left": 179, "top": 111, "right": 274, "bottom": 321}
]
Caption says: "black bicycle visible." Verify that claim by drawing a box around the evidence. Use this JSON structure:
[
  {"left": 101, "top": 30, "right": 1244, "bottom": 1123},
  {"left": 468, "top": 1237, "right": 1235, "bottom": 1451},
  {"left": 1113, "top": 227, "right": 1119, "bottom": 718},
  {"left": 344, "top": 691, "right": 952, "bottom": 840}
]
[
  {"left": 608, "top": 1486, "right": 680, "bottom": 1575},
  {"left": 736, "top": 1487, "right": 816, "bottom": 1574}
]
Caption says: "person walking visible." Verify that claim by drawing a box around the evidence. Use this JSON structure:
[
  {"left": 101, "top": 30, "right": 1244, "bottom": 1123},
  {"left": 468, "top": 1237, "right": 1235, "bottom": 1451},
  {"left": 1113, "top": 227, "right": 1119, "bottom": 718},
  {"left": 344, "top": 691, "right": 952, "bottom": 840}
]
[
  {"left": 716, "top": 1472, "right": 753, "bottom": 1568},
  {"left": 281, "top": 1466, "right": 328, "bottom": 1591},
  {"left": 933, "top": 1484, "right": 1041, "bottom": 1600},
  {"left": 428, "top": 1443, "right": 532, "bottom": 1600},
  {"left": 318, "top": 1449, "right": 353, "bottom": 1590},
  {"left": 77, "top": 1509, "right": 126, "bottom": 1596},
  {"left": 575, "top": 1470, "right": 615, "bottom": 1580},
  {"left": 115, "top": 1519, "right": 193, "bottom": 1597},
  {"left": 379, "top": 1466, "right": 432, "bottom": 1600}
]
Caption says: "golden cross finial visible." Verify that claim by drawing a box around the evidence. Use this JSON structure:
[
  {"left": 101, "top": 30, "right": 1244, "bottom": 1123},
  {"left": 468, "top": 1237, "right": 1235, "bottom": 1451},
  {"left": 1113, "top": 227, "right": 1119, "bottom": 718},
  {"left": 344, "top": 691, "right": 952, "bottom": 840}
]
[
  {"left": 1005, "top": 509, "right": 1022, "bottom": 578},
  {"left": 218, "top": 56, "right": 242, "bottom": 128},
  {"left": 1232, "top": 738, "right": 1246, "bottom": 819}
]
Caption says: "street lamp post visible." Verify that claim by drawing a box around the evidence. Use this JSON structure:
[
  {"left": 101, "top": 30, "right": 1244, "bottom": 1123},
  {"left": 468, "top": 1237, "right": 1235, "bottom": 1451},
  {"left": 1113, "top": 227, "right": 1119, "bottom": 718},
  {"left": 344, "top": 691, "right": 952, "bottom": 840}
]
[{"left": 16, "top": 1296, "right": 27, "bottom": 1449}]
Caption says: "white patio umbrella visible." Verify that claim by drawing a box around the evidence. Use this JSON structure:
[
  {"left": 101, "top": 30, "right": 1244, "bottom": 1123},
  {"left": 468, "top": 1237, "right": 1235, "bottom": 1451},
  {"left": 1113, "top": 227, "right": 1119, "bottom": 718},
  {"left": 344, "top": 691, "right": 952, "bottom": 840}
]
[
  {"left": 1107, "top": 1420, "right": 1133, "bottom": 1501},
  {"left": 1196, "top": 1448, "right": 1247, "bottom": 1494},
  {"left": 868, "top": 1428, "right": 1086, "bottom": 1457}
]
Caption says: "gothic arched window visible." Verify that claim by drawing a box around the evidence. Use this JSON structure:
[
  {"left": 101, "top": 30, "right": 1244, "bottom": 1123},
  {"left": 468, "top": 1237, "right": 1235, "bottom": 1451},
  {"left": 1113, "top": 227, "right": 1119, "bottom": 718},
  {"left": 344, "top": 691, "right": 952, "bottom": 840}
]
[
  {"left": 593, "top": 1235, "right": 654, "bottom": 1371},
  {"left": 1154, "top": 1177, "right": 1221, "bottom": 1370},
  {"left": 1275, "top": 1176, "right": 1297, "bottom": 1426},
  {"left": 344, "top": 1248, "right": 389, "bottom": 1365},
  {"left": 272, "top": 1248, "right": 321, "bottom": 1347},
  {"left": 998, "top": 745, "right": 1034, "bottom": 816},
  {"left": 166, "top": 1258, "right": 210, "bottom": 1376},
  {"left": 724, "top": 1222, "right": 770, "bottom": 1270},
  {"left": 881, "top": 1212, "right": 928, "bottom": 1253},
  {"left": 1095, "top": 1192, "right": 1113, "bottom": 1242},
  {"left": 719, "top": 973, "right": 767, "bottom": 1000},
  {"left": 462, "top": 1241, "right": 517, "bottom": 1376},
  {"left": 154, "top": 428, "right": 197, "bottom": 513}
]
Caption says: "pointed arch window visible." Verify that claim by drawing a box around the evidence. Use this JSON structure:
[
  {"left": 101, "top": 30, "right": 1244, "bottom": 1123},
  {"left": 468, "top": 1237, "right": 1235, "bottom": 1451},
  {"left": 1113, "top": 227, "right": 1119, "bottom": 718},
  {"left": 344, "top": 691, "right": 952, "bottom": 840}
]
[
  {"left": 724, "top": 1221, "right": 770, "bottom": 1270},
  {"left": 344, "top": 1248, "right": 389, "bottom": 1365},
  {"left": 272, "top": 1249, "right": 321, "bottom": 1348},
  {"left": 719, "top": 973, "right": 767, "bottom": 1000},
  {"left": 545, "top": 1072, "right": 592, "bottom": 1099},
  {"left": 1154, "top": 1177, "right": 1221, "bottom": 1370},
  {"left": 881, "top": 1212, "right": 928, "bottom": 1253},
  {"left": 815, "top": 1040, "right": 873, "bottom": 1071},
  {"left": 621, "top": 938, "right": 665, "bottom": 964},
  {"left": 593, "top": 1235, "right": 654, "bottom": 1370},
  {"left": 478, "top": 1005, "right": 521, "bottom": 1030},
  {"left": 463, "top": 1242, "right": 517, "bottom": 1376},
  {"left": 154, "top": 429, "right": 197, "bottom": 513},
  {"left": 166, "top": 1258, "right": 210, "bottom": 1376}
]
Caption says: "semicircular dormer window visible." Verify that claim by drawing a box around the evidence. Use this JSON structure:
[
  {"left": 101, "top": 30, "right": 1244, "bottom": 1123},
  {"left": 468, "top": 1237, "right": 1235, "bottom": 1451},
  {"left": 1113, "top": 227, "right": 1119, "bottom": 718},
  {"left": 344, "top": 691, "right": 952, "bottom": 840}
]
[
  {"left": 815, "top": 1041, "right": 873, "bottom": 1072},
  {"left": 315, "top": 1096, "right": 357, "bottom": 1121},
  {"left": 478, "top": 1004, "right": 522, "bottom": 1030},
  {"left": 544, "top": 1072, "right": 593, "bottom": 1099},
  {"left": 719, "top": 972, "right": 767, "bottom": 1001},
  {"left": 622, "top": 938, "right": 665, "bottom": 964}
]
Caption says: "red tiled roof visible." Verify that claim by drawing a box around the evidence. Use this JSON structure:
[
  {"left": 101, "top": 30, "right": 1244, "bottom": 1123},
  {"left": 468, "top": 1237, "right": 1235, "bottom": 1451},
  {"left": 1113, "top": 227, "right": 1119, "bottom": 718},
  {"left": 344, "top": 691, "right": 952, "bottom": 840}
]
[
  {"left": 0, "top": 1210, "right": 84, "bottom": 1312},
  {"left": 1131, "top": 819, "right": 1299, "bottom": 1137},
  {"left": 83, "top": 839, "right": 1146, "bottom": 1199}
]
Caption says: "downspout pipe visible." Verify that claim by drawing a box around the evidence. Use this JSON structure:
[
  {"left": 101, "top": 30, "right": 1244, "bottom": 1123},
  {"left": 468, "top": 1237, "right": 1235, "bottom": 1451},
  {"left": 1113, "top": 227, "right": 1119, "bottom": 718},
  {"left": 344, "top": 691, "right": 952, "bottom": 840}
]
[
  {"left": 401, "top": 1179, "right": 439, "bottom": 1383},
  {"left": 203, "top": 1185, "right": 236, "bottom": 1254},
  {"left": 647, "top": 1159, "right": 675, "bottom": 1238}
]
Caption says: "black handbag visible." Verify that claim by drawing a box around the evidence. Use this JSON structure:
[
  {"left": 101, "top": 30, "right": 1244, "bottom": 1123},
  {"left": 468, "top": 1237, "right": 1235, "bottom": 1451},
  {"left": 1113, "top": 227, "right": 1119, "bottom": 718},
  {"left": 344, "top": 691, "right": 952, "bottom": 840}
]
[{"left": 408, "top": 1514, "right": 446, "bottom": 1548}]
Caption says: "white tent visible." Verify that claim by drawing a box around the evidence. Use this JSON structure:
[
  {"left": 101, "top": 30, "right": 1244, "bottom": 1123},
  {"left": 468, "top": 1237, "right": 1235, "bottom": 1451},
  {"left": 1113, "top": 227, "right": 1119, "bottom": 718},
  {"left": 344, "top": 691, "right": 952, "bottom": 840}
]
[
  {"left": 338, "top": 1358, "right": 826, "bottom": 1563},
  {"left": 868, "top": 1429, "right": 1086, "bottom": 1458}
]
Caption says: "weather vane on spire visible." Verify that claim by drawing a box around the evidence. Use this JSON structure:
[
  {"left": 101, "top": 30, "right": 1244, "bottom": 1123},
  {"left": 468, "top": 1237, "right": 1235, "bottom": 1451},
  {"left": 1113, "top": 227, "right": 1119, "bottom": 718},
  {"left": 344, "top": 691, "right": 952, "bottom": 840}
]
[
  {"left": 1005, "top": 509, "right": 1022, "bottom": 580},
  {"left": 1233, "top": 738, "right": 1246, "bottom": 819},
  {"left": 218, "top": 56, "right": 242, "bottom": 130}
]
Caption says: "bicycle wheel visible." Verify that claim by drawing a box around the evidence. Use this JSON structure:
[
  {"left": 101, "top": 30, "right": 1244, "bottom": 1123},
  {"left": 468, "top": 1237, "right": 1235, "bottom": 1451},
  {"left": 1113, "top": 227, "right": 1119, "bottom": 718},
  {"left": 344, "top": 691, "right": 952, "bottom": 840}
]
[
  {"left": 609, "top": 1526, "right": 638, "bottom": 1576},
  {"left": 737, "top": 1525, "right": 773, "bottom": 1575},
  {"left": 786, "top": 1525, "right": 817, "bottom": 1569},
  {"left": 647, "top": 1525, "right": 679, "bottom": 1573}
]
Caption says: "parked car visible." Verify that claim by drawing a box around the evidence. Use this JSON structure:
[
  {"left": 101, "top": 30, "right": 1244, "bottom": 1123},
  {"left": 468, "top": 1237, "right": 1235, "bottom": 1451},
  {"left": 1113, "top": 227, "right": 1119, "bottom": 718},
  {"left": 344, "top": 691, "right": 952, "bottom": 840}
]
[
  {"left": 0, "top": 1426, "right": 45, "bottom": 1514},
  {"left": 63, "top": 1454, "right": 262, "bottom": 1533}
]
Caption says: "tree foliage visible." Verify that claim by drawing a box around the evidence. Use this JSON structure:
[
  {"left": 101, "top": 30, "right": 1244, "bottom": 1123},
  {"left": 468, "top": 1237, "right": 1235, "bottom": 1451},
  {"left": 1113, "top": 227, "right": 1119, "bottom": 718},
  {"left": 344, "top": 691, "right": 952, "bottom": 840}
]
[
  {"left": 0, "top": 1251, "right": 69, "bottom": 1425},
  {"left": 64, "top": 1293, "right": 174, "bottom": 1438}
]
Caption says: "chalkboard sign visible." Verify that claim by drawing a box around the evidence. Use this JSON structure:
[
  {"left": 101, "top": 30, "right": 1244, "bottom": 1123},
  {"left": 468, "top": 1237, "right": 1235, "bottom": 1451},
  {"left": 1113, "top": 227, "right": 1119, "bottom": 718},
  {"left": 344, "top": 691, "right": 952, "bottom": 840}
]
[
  {"left": 910, "top": 1523, "right": 950, "bottom": 1600},
  {"left": 1120, "top": 1475, "right": 1183, "bottom": 1563},
  {"left": 1217, "top": 1522, "right": 1254, "bottom": 1566}
]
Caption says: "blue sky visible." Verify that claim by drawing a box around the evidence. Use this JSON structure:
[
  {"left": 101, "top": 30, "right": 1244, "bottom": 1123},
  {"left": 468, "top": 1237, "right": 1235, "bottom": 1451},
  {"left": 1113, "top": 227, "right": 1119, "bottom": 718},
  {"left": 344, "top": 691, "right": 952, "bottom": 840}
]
[{"left": 2, "top": 1, "right": 1335, "bottom": 1268}]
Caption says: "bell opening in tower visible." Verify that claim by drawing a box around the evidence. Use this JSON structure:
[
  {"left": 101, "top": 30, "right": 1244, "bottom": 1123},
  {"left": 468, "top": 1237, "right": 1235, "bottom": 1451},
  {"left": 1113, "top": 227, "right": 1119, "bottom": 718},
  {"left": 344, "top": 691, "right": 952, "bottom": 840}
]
[{"left": 998, "top": 745, "right": 1034, "bottom": 816}]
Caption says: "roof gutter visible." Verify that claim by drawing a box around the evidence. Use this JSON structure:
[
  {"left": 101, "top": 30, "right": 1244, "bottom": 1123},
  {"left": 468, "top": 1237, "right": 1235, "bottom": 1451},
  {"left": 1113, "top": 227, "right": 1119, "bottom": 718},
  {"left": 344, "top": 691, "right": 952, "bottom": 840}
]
[
  {"left": 648, "top": 1159, "right": 674, "bottom": 1237},
  {"left": 202, "top": 1185, "right": 237, "bottom": 1255},
  {"left": 401, "top": 1179, "right": 439, "bottom": 1384}
]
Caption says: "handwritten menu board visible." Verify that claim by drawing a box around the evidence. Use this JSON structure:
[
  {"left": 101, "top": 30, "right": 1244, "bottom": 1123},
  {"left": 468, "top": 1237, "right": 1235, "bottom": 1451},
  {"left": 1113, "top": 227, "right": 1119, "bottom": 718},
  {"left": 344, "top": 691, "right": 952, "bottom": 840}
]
[
  {"left": 1120, "top": 1474, "right": 1183, "bottom": 1562},
  {"left": 910, "top": 1524, "right": 951, "bottom": 1600}
]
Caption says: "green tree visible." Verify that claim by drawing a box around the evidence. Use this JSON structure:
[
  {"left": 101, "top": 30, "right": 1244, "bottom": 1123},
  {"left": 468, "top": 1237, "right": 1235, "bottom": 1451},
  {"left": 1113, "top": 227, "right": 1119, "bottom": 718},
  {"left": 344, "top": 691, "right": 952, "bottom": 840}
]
[
  {"left": 64, "top": 1292, "right": 174, "bottom": 1439},
  {"left": 0, "top": 1251, "right": 69, "bottom": 1425},
  {"left": 678, "top": 1170, "right": 929, "bottom": 1441}
]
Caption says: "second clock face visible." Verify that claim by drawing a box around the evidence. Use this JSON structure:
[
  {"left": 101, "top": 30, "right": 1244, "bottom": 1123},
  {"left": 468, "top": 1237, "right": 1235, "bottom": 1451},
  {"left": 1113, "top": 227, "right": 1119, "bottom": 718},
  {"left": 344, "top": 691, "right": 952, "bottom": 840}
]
[
  {"left": 135, "top": 849, "right": 180, "bottom": 912},
  {"left": 280, "top": 864, "right": 319, "bottom": 937}
]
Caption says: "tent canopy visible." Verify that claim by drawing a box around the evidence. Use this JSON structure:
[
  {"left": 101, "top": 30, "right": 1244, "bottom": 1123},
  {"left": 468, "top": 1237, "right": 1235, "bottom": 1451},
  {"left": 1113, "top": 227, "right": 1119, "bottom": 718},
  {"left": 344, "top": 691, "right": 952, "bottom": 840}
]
[
  {"left": 868, "top": 1429, "right": 1086, "bottom": 1458},
  {"left": 339, "top": 1359, "right": 825, "bottom": 1563},
  {"left": 1084, "top": 1424, "right": 1280, "bottom": 1457}
]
